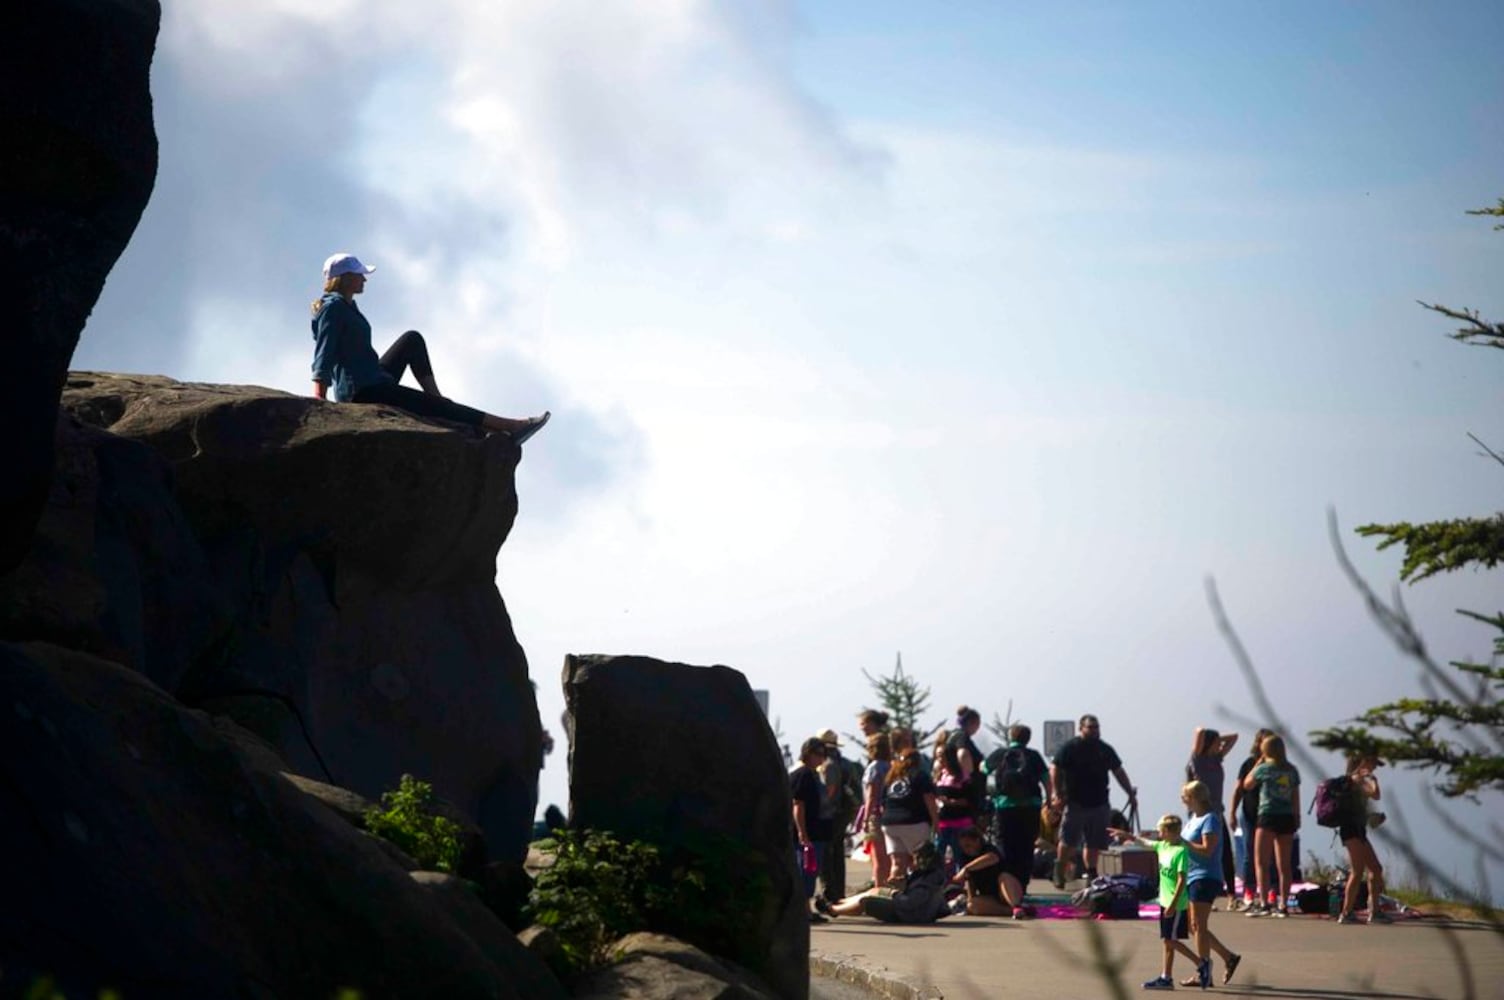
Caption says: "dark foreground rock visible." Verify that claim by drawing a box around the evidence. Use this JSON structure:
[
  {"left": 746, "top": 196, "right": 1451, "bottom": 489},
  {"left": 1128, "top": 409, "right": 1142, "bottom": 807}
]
[
  {"left": 565, "top": 654, "right": 807, "bottom": 1000},
  {"left": 0, "top": 373, "right": 547, "bottom": 860},
  {"left": 0, "top": 0, "right": 160, "bottom": 570},
  {"left": 0, "top": 641, "right": 565, "bottom": 999}
]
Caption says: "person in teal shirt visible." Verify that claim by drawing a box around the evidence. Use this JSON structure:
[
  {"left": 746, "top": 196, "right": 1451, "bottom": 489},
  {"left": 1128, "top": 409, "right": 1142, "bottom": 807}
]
[{"left": 1243, "top": 734, "right": 1302, "bottom": 919}]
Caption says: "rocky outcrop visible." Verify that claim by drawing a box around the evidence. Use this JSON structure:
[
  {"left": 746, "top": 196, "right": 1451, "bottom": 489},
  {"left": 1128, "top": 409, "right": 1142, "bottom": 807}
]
[
  {"left": 575, "top": 933, "right": 780, "bottom": 1000},
  {"left": 0, "top": 0, "right": 160, "bottom": 570},
  {"left": 0, "top": 641, "right": 564, "bottom": 999},
  {"left": 0, "top": 373, "right": 545, "bottom": 861},
  {"left": 564, "top": 654, "right": 807, "bottom": 1000}
]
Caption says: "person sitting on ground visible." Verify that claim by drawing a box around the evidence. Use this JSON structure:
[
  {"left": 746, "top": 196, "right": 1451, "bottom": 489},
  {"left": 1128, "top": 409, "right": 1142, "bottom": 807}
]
[
  {"left": 949, "top": 824, "right": 1034, "bottom": 919},
  {"left": 819, "top": 842, "right": 950, "bottom": 924},
  {"left": 310, "top": 252, "right": 549, "bottom": 442}
]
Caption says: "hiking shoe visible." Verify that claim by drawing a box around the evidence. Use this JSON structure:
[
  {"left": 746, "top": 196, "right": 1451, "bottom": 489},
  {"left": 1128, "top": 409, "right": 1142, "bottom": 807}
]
[
  {"left": 1197, "top": 958, "right": 1212, "bottom": 990},
  {"left": 1142, "top": 975, "right": 1175, "bottom": 991},
  {"left": 1368, "top": 909, "right": 1394, "bottom": 924}
]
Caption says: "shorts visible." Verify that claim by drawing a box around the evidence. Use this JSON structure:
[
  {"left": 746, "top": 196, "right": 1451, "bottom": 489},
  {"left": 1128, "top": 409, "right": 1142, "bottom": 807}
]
[
  {"left": 1059, "top": 802, "right": 1112, "bottom": 851},
  {"left": 1338, "top": 822, "right": 1367, "bottom": 844},
  {"left": 882, "top": 821, "right": 932, "bottom": 855},
  {"left": 1187, "top": 879, "right": 1221, "bottom": 904},
  {"left": 859, "top": 888, "right": 899, "bottom": 922},
  {"left": 1158, "top": 908, "right": 1190, "bottom": 940},
  {"left": 1258, "top": 814, "right": 1297, "bottom": 836}
]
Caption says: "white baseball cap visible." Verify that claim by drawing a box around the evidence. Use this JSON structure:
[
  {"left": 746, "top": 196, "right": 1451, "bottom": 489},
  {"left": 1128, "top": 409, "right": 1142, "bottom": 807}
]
[{"left": 322, "top": 252, "right": 376, "bottom": 280}]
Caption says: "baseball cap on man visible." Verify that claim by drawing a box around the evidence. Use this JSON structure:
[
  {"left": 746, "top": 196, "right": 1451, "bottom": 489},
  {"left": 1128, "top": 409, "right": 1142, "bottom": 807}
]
[
  {"left": 815, "top": 728, "right": 841, "bottom": 747},
  {"left": 323, "top": 252, "right": 376, "bottom": 280}
]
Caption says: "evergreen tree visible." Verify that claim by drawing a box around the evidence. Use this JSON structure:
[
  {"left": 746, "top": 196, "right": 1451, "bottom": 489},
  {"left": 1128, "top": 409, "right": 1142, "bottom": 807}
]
[{"left": 1310, "top": 200, "right": 1504, "bottom": 800}]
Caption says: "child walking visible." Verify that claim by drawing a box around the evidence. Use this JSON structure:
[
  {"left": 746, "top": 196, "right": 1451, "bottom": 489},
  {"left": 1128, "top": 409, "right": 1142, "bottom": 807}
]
[{"left": 1114, "top": 814, "right": 1201, "bottom": 991}]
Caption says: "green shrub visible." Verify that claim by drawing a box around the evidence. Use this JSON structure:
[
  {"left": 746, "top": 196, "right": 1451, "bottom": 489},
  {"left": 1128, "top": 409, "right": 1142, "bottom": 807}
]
[
  {"left": 363, "top": 774, "right": 463, "bottom": 873},
  {"left": 524, "top": 828, "right": 771, "bottom": 979}
]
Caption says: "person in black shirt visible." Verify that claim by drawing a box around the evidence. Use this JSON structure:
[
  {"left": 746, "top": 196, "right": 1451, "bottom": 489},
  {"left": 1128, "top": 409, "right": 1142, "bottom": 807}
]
[
  {"left": 791, "top": 737, "right": 831, "bottom": 923},
  {"left": 1050, "top": 713, "right": 1137, "bottom": 887},
  {"left": 949, "top": 825, "right": 1035, "bottom": 918},
  {"left": 1228, "top": 727, "right": 1272, "bottom": 909}
]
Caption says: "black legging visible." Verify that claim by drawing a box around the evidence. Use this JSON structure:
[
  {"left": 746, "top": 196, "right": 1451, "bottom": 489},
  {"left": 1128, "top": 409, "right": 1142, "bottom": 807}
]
[{"left": 351, "top": 330, "right": 485, "bottom": 427}]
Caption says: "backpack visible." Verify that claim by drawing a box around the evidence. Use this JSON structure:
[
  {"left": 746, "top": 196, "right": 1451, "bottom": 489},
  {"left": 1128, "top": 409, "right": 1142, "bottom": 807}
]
[
  {"left": 986, "top": 746, "right": 1036, "bottom": 799},
  {"left": 1311, "top": 775, "right": 1359, "bottom": 828},
  {"left": 1072, "top": 874, "right": 1153, "bottom": 917}
]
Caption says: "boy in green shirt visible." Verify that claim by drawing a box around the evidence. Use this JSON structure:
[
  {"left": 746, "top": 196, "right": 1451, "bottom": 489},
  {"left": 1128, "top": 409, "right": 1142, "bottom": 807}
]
[{"left": 1113, "top": 814, "right": 1200, "bottom": 991}]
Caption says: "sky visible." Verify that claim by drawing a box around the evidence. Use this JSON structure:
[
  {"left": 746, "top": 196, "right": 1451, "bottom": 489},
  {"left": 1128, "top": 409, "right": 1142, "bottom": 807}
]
[{"left": 83, "top": 0, "right": 1502, "bottom": 900}]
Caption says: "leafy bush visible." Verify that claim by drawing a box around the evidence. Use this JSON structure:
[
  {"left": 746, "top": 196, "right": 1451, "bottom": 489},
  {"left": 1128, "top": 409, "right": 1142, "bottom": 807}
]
[
  {"left": 525, "top": 828, "right": 770, "bottom": 979},
  {"left": 363, "top": 774, "right": 463, "bottom": 873}
]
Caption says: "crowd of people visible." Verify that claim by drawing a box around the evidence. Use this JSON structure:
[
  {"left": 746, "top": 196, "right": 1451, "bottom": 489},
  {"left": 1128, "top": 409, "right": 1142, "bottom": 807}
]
[{"left": 791, "top": 709, "right": 1393, "bottom": 990}]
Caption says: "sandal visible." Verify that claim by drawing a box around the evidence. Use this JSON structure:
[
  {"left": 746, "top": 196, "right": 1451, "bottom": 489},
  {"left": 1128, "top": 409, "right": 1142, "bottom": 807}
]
[{"left": 1223, "top": 953, "right": 1241, "bottom": 984}]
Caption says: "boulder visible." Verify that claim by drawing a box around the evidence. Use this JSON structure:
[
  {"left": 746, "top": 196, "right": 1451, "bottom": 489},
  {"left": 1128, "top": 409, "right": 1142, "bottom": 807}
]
[
  {"left": 0, "top": 412, "right": 230, "bottom": 693},
  {"left": 409, "top": 872, "right": 567, "bottom": 1000},
  {"left": 574, "top": 934, "right": 778, "bottom": 1000},
  {"left": 54, "top": 372, "right": 544, "bottom": 860},
  {"left": 564, "top": 654, "right": 807, "bottom": 1000},
  {"left": 0, "top": 641, "right": 563, "bottom": 998},
  {"left": 0, "top": 0, "right": 160, "bottom": 571}
]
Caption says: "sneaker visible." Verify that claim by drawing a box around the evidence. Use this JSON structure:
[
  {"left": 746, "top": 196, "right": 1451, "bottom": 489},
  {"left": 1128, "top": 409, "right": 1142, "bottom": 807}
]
[
  {"left": 1052, "top": 860, "right": 1066, "bottom": 890},
  {"left": 1011, "top": 905, "right": 1033, "bottom": 920},
  {"left": 813, "top": 897, "right": 835, "bottom": 917},
  {"left": 1272, "top": 907, "right": 1289, "bottom": 919},
  {"left": 1083, "top": 867, "right": 1099, "bottom": 881},
  {"left": 1142, "top": 975, "right": 1175, "bottom": 991},
  {"left": 508, "top": 411, "right": 551, "bottom": 446},
  {"left": 1197, "top": 958, "right": 1212, "bottom": 990},
  {"left": 809, "top": 912, "right": 828, "bottom": 924},
  {"left": 1336, "top": 911, "right": 1355, "bottom": 925},
  {"left": 1368, "top": 909, "right": 1394, "bottom": 924},
  {"left": 1244, "top": 902, "right": 1268, "bottom": 918}
]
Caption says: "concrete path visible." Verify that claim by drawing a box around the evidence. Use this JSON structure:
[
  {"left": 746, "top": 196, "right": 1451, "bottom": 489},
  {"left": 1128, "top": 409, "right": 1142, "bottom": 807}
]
[{"left": 811, "top": 896, "right": 1503, "bottom": 999}]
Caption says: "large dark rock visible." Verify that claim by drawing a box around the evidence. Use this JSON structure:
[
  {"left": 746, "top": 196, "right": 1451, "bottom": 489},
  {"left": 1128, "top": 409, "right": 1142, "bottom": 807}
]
[
  {"left": 0, "top": 412, "right": 230, "bottom": 693},
  {"left": 564, "top": 654, "right": 807, "bottom": 1000},
  {"left": 41, "top": 372, "right": 545, "bottom": 860},
  {"left": 0, "top": 641, "right": 565, "bottom": 999},
  {"left": 0, "top": 0, "right": 160, "bottom": 571}
]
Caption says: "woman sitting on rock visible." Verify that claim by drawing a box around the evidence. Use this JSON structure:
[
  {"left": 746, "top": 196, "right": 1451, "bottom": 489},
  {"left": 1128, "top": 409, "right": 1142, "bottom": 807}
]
[{"left": 310, "top": 253, "right": 549, "bottom": 443}]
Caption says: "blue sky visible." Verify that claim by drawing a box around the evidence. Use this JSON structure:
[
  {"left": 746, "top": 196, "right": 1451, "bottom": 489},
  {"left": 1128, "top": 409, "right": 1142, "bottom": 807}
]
[{"left": 83, "top": 0, "right": 1501, "bottom": 897}]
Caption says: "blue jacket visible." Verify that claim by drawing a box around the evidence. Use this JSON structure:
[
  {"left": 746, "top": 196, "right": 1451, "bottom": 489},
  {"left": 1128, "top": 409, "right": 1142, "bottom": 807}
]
[{"left": 311, "top": 293, "right": 391, "bottom": 402}]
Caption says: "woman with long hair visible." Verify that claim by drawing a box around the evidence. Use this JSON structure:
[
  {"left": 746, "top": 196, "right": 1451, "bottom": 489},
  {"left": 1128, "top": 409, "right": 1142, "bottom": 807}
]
[
  {"left": 1242, "top": 735, "right": 1301, "bottom": 918},
  {"left": 1186, "top": 726, "right": 1239, "bottom": 902},
  {"left": 1180, "top": 781, "right": 1243, "bottom": 987},
  {"left": 934, "top": 707, "right": 984, "bottom": 870},
  {"left": 1229, "top": 727, "right": 1273, "bottom": 908},
  {"left": 880, "top": 732, "right": 938, "bottom": 881},
  {"left": 1336, "top": 753, "right": 1391, "bottom": 924},
  {"left": 859, "top": 731, "right": 894, "bottom": 886},
  {"left": 310, "top": 253, "right": 548, "bottom": 442}
]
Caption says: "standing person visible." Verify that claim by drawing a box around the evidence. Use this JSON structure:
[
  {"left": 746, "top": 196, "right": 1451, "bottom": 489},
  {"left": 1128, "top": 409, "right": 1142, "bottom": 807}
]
[
  {"left": 790, "top": 737, "right": 831, "bottom": 923},
  {"left": 1186, "top": 727, "right": 1240, "bottom": 903},
  {"left": 945, "top": 707, "right": 987, "bottom": 811},
  {"left": 1114, "top": 814, "right": 1200, "bottom": 991},
  {"left": 933, "top": 724, "right": 977, "bottom": 871},
  {"left": 880, "top": 734, "right": 939, "bottom": 882},
  {"left": 983, "top": 724, "right": 1052, "bottom": 904},
  {"left": 1050, "top": 714, "right": 1138, "bottom": 887},
  {"left": 310, "top": 253, "right": 549, "bottom": 441},
  {"left": 857, "top": 709, "right": 890, "bottom": 738},
  {"left": 1229, "top": 727, "right": 1273, "bottom": 908},
  {"left": 1336, "top": 753, "right": 1391, "bottom": 925},
  {"left": 1242, "top": 735, "right": 1301, "bottom": 918},
  {"left": 816, "top": 728, "right": 860, "bottom": 905},
  {"left": 858, "top": 732, "right": 894, "bottom": 887},
  {"left": 1181, "top": 781, "right": 1243, "bottom": 988}
]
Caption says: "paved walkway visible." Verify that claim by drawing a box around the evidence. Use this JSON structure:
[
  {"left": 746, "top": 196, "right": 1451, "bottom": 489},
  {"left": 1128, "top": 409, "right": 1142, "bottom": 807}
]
[{"left": 811, "top": 889, "right": 1504, "bottom": 999}]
